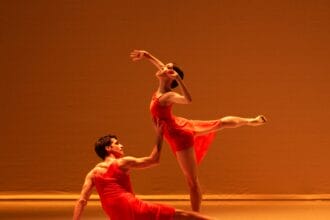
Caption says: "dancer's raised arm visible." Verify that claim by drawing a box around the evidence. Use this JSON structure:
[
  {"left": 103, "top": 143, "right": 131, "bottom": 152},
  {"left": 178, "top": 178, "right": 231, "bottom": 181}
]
[
  {"left": 130, "top": 50, "right": 165, "bottom": 70},
  {"left": 159, "top": 70, "right": 192, "bottom": 105}
]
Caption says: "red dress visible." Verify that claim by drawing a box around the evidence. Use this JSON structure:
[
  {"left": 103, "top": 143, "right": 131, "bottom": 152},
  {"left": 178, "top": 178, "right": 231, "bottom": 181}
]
[
  {"left": 93, "top": 161, "right": 175, "bottom": 220},
  {"left": 150, "top": 94, "right": 221, "bottom": 164}
]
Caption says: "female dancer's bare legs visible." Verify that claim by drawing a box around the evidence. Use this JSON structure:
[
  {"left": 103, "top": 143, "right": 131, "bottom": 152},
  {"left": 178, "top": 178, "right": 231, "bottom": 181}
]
[
  {"left": 174, "top": 209, "right": 215, "bottom": 220},
  {"left": 176, "top": 115, "right": 266, "bottom": 212},
  {"left": 195, "top": 115, "right": 267, "bottom": 136},
  {"left": 176, "top": 147, "right": 201, "bottom": 212},
  {"left": 220, "top": 115, "right": 266, "bottom": 128}
]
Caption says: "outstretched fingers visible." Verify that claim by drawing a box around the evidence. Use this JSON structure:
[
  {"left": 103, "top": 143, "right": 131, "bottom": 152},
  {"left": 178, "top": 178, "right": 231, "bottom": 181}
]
[{"left": 130, "top": 50, "right": 144, "bottom": 61}]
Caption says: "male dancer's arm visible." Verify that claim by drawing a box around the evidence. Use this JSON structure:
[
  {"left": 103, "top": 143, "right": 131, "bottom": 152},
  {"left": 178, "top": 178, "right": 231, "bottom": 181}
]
[
  {"left": 73, "top": 171, "right": 94, "bottom": 220},
  {"left": 120, "top": 121, "right": 163, "bottom": 169}
]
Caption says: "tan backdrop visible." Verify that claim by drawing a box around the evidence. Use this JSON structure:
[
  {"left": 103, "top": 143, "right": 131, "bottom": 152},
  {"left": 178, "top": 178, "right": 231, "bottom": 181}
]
[{"left": 1, "top": 0, "right": 329, "bottom": 195}]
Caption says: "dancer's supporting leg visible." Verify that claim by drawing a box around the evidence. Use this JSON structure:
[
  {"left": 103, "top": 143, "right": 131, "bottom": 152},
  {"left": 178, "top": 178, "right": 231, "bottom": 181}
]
[
  {"left": 174, "top": 209, "right": 215, "bottom": 220},
  {"left": 176, "top": 147, "right": 201, "bottom": 212}
]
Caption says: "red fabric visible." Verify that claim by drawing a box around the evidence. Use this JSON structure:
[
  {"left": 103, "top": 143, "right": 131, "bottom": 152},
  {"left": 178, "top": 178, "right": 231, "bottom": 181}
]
[
  {"left": 150, "top": 94, "right": 221, "bottom": 164},
  {"left": 93, "top": 161, "right": 175, "bottom": 220}
]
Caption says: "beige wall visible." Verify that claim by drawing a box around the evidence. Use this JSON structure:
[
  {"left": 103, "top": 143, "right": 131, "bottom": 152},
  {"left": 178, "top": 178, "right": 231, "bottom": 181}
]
[{"left": 1, "top": 0, "right": 330, "bottom": 195}]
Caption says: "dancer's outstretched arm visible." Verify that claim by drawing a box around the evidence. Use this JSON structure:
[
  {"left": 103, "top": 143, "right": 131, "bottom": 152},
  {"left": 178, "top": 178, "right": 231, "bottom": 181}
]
[
  {"left": 130, "top": 49, "right": 192, "bottom": 104},
  {"left": 73, "top": 171, "right": 94, "bottom": 220},
  {"left": 130, "top": 50, "right": 165, "bottom": 70},
  {"left": 120, "top": 120, "right": 164, "bottom": 169}
]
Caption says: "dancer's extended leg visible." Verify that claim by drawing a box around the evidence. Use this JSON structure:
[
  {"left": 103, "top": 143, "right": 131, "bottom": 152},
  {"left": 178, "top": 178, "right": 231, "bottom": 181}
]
[
  {"left": 176, "top": 147, "right": 201, "bottom": 212},
  {"left": 220, "top": 115, "right": 266, "bottom": 129},
  {"left": 195, "top": 115, "right": 267, "bottom": 136}
]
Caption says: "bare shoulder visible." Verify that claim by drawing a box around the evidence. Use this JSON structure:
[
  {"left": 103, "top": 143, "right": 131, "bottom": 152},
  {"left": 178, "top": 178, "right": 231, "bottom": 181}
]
[
  {"left": 95, "top": 161, "right": 108, "bottom": 169},
  {"left": 89, "top": 163, "right": 107, "bottom": 177},
  {"left": 117, "top": 156, "right": 135, "bottom": 165},
  {"left": 117, "top": 156, "right": 136, "bottom": 170},
  {"left": 158, "top": 91, "right": 179, "bottom": 105}
]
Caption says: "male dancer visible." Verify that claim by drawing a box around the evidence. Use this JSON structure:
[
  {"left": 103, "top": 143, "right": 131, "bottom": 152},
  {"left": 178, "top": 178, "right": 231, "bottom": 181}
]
[{"left": 73, "top": 121, "right": 215, "bottom": 220}]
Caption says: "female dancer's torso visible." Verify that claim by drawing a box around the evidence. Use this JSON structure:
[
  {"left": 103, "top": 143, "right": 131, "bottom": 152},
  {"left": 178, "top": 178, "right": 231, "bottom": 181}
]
[
  {"left": 150, "top": 92, "right": 221, "bottom": 163},
  {"left": 150, "top": 93, "right": 195, "bottom": 152}
]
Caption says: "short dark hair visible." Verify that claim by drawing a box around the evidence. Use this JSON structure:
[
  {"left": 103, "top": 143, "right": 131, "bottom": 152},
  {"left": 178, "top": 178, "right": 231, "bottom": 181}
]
[
  {"left": 171, "top": 65, "right": 184, "bottom": 89},
  {"left": 94, "top": 134, "right": 117, "bottom": 160}
]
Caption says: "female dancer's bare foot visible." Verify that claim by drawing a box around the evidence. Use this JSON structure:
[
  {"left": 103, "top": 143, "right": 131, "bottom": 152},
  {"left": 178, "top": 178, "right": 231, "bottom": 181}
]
[{"left": 249, "top": 115, "right": 267, "bottom": 126}]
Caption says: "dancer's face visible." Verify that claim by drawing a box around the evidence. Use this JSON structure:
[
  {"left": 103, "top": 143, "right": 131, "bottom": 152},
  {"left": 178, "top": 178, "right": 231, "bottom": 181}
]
[
  {"left": 108, "top": 138, "right": 124, "bottom": 157},
  {"left": 156, "top": 63, "right": 175, "bottom": 84}
]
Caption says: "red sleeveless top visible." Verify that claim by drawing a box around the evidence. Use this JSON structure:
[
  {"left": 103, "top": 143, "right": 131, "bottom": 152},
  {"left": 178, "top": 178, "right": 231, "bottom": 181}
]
[{"left": 93, "top": 161, "right": 174, "bottom": 220}]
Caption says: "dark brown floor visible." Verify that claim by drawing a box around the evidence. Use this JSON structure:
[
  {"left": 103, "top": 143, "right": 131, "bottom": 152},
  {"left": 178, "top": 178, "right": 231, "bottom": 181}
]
[{"left": 1, "top": 200, "right": 330, "bottom": 220}]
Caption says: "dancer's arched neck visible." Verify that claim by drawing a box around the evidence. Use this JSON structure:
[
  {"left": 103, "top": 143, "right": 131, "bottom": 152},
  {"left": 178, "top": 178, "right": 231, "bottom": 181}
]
[{"left": 157, "top": 80, "right": 171, "bottom": 94}]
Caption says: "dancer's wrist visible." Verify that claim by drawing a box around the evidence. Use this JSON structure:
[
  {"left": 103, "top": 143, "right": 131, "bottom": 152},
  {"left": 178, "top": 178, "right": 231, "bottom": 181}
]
[{"left": 142, "top": 51, "right": 150, "bottom": 58}]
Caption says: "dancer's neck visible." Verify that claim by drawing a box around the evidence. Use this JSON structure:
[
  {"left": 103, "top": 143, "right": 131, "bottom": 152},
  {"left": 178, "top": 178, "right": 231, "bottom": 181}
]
[{"left": 158, "top": 80, "right": 171, "bottom": 94}]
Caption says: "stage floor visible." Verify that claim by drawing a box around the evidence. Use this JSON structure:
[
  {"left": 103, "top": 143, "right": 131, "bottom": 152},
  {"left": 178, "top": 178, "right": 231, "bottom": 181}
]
[{"left": 1, "top": 200, "right": 330, "bottom": 220}]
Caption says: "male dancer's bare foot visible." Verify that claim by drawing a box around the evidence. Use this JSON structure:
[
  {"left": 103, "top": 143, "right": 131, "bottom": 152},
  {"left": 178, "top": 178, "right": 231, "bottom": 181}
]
[{"left": 249, "top": 115, "right": 267, "bottom": 126}]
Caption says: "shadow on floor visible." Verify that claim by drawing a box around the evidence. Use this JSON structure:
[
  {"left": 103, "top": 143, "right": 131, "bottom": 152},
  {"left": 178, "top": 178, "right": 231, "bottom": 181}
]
[{"left": 1, "top": 200, "right": 330, "bottom": 220}]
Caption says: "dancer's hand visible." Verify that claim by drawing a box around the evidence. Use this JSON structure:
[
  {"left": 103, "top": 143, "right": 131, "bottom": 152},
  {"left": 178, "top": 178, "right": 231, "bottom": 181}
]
[
  {"left": 167, "top": 70, "right": 179, "bottom": 80},
  {"left": 130, "top": 50, "right": 148, "bottom": 61}
]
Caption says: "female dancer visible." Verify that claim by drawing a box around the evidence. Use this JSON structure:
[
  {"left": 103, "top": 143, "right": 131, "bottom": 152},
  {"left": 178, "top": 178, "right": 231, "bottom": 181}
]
[{"left": 130, "top": 50, "right": 267, "bottom": 212}]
